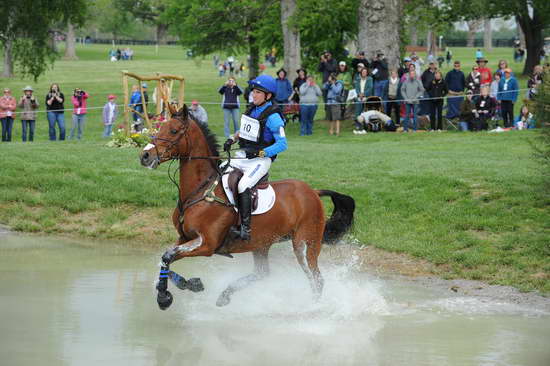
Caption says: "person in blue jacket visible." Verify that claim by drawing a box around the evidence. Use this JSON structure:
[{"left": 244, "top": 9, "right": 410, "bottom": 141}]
[
  {"left": 223, "top": 75, "right": 288, "bottom": 240},
  {"left": 275, "top": 68, "right": 292, "bottom": 105},
  {"left": 497, "top": 68, "right": 519, "bottom": 128}
]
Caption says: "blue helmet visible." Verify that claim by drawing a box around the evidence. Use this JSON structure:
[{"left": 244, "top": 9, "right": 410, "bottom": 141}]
[{"left": 248, "top": 75, "right": 277, "bottom": 97}]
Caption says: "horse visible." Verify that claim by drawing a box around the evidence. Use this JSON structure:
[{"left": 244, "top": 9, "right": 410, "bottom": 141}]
[{"left": 140, "top": 106, "right": 355, "bottom": 310}]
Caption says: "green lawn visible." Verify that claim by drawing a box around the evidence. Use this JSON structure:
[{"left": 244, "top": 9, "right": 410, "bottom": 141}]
[{"left": 0, "top": 45, "right": 548, "bottom": 293}]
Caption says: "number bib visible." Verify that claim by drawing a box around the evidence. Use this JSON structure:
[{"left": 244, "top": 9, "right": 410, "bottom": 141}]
[{"left": 240, "top": 115, "right": 261, "bottom": 142}]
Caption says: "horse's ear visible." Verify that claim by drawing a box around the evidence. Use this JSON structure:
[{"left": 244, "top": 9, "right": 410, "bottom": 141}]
[
  {"left": 180, "top": 104, "right": 189, "bottom": 120},
  {"left": 167, "top": 102, "right": 177, "bottom": 116}
]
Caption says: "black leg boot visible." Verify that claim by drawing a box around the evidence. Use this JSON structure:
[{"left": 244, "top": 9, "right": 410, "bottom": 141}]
[{"left": 229, "top": 188, "right": 252, "bottom": 241}]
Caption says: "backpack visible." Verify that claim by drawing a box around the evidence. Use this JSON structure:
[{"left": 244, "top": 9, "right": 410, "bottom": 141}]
[{"left": 335, "top": 81, "right": 346, "bottom": 103}]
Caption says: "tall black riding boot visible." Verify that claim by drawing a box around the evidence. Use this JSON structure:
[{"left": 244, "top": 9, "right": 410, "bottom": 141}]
[{"left": 230, "top": 188, "right": 252, "bottom": 241}]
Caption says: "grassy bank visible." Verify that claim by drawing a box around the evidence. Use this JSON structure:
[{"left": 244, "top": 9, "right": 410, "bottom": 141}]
[{"left": 0, "top": 45, "right": 548, "bottom": 293}]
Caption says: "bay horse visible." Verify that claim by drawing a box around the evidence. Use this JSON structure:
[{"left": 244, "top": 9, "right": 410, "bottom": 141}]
[{"left": 140, "top": 106, "right": 355, "bottom": 310}]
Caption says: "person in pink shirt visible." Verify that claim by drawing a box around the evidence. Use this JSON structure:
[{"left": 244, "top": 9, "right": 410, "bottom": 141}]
[
  {"left": 69, "top": 88, "right": 89, "bottom": 140},
  {"left": 0, "top": 88, "right": 17, "bottom": 142}
]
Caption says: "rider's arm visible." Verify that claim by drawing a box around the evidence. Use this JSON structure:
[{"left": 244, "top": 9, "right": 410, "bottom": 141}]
[{"left": 263, "top": 114, "right": 287, "bottom": 158}]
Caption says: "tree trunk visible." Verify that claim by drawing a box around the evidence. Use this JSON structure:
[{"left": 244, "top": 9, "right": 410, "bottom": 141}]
[
  {"left": 358, "top": 0, "right": 403, "bottom": 70},
  {"left": 2, "top": 40, "right": 14, "bottom": 78},
  {"left": 64, "top": 22, "right": 78, "bottom": 60},
  {"left": 466, "top": 20, "right": 481, "bottom": 48},
  {"left": 248, "top": 35, "right": 259, "bottom": 79},
  {"left": 516, "top": 18, "right": 526, "bottom": 49},
  {"left": 410, "top": 23, "right": 417, "bottom": 46},
  {"left": 516, "top": 13, "right": 543, "bottom": 76},
  {"left": 483, "top": 18, "right": 492, "bottom": 52},
  {"left": 156, "top": 23, "right": 168, "bottom": 45},
  {"left": 426, "top": 29, "right": 437, "bottom": 56},
  {"left": 281, "top": 0, "right": 301, "bottom": 73}
]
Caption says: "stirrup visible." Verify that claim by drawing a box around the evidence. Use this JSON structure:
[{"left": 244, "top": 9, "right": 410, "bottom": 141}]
[{"left": 229, "top": 225, "right": 250, "bottom": 241}]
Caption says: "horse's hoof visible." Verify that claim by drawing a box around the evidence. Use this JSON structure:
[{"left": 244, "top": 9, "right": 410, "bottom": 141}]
[
  {"left": 216, "top": 291, "right": 231, "bottom": 307},
  {"left": 186, "top": 277, "right": 204, "bottom": 292},
  {"left": 157, "top": 290, "right": 173, "bottom": 310}
]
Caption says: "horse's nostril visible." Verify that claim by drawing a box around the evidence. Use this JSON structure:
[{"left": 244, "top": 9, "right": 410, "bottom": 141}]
[{"left": 142, "top": 152, "right": 149, "bottom": 160}]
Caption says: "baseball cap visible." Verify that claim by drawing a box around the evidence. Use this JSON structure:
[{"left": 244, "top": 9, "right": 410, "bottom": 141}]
[
  {"left": 404, "top": 57, "right": 411, "bottom": 62},
  {"left": 192, "top": 100, "right": 198, "bottom": 105},
  {"left": 339, "top": 61, "right": 346, "bottom": 66},
  {"left": 108, "top": 94, "right": 116, "bottom": 99}
]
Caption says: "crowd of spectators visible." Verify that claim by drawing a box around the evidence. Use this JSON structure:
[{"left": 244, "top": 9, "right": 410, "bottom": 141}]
[{"left": 1, "top": 48, "right": 546, "bottom": 144}]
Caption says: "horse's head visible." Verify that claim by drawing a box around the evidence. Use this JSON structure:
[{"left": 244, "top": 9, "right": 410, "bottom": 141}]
[{"left": 140, "top": 106, "right": 191, "bottom": 169}]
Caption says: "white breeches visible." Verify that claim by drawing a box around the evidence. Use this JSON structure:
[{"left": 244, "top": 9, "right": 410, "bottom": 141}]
[{"left": 229, "top": 150, "right": 271, "bottom": 193}]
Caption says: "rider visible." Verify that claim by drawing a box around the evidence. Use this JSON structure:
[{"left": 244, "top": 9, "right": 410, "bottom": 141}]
[{"left": 223, "top": 75, "right": 288, "bottom": 240}]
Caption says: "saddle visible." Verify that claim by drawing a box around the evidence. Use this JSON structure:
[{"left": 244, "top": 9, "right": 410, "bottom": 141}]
[{"left": 222, "top": 168, "right": 276, "bottom": 215}]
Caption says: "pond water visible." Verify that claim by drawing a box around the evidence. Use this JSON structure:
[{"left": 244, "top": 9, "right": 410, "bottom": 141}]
[{"left": 1, "top": 232, "right": 549, "bottom": 366}]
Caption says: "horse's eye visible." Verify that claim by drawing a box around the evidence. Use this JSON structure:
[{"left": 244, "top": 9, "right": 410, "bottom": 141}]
[{"left": 171, "top": 129, "right": 178, "bottom": 135}]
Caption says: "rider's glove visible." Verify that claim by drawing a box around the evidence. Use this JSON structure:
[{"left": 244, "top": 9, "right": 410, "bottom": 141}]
[
  {"left": 223, "top": 139, "right": 233, "bottom": 152},
  {"left": 246, "top": 150, "right": 266, "bottom": 159}
]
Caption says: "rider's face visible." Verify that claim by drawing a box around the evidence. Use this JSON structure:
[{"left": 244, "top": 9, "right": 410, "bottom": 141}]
[{"left": 252, "top": 89, "right": 268, "bottom": 105}]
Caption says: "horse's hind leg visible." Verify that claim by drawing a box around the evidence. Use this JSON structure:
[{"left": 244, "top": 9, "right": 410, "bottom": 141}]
[
  {"left": 216, "top": 247, "right": 270, "bottom": 307},
  {"left": 292, "top": 230, "right": 324, "bottom": 300}
]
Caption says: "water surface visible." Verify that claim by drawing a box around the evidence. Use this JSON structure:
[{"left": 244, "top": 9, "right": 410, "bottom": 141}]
[{"left": 1, "top": 232, "right": 549, "bottom": 366}]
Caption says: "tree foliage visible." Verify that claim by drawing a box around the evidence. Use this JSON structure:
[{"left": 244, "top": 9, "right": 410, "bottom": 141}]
[
  {"left": 0, "top": 0, "right": 87, "bottom": 80},
  {"left": 114, "top": 0, "right": 173, "bottom": 42}
]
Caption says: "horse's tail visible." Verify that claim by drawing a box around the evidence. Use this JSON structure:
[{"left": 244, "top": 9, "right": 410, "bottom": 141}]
[{"left": 317, "top": 190, "right": 355, "bottom": 244}]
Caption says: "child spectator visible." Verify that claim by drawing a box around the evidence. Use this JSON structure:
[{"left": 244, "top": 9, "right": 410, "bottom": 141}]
[
  {"left": 70, "top": 88, "right": 89, "bottom": 140},
  {"left": 514, "top": 105, "right": 535, "bottom": 130},
  {"left": 102, "top": 94, "right": 118, "bottom": 138},
  {"left": 0, "top": 88, "right": 17, "bottom": 142},
  {"left": 18, "top": 86, "right": 39, "bottom": 142}
]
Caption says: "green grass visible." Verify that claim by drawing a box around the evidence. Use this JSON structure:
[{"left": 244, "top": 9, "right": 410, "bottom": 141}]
[{"left": 0, "top": 45, "right": 548, "bottom": 293}]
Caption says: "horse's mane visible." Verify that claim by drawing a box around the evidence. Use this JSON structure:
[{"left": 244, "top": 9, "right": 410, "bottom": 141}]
[{"left": 174, "top": 105, "right": 220, "bottom": 157}]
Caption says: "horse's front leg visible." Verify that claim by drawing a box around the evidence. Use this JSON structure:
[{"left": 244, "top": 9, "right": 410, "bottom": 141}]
[{"left": 156, "top": 234, "right": 215, "bottom": 310}]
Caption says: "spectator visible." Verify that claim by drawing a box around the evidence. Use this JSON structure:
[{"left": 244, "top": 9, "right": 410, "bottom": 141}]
[
  {"left": 459, "top": 90, "right": 476, "bottom": 131},
  {"left": 514, "top": 105, "right": 535, "bottom": 129},
  {"left": 420, "top": 61, "right": 437, "bottom": 115},
  {"left": 351, "top": 51, "right": 369, "bottom": 79},
  {"left": 527, "top": 65, "right": 544, "bottom": 99},
  {"left": 400, "top": 69, "right": 424, "bottom": 132},
  {"left": 18, "top": 86, "right": 39, "bottom": 142},
  {"left": 45, "top": 83, "right": 66, "bottom": 141},
  {"left": 323, "top": 73, "right": 344, "bottom": 136},
  {"left": 319, "top": 51, "right": 338, "bottom": 119},
  {"left": 292, "top": 68, "right": 308, "bottom": 103},
  {"left": 275, "top": 68, "right": 292, "bottom": 105},
  {"left": 116, "top": 48, "right": 122, "bottom": 61},
  {"left": 354, "top": 67, "right": 373, "bottom": 117},
  {"left": 70, "top": 88, "right": 89, "bottom": 140},
  {"left": 496, "top": 60, "right": 509, "bottom": 78},
  {"left": 371, "top": 51, "right": 389, "bottom": 101},
  {"left": 446, "top": 48, "right": 453, "bottom": 66},
  {"left": 427, "top": 53, "right": 435, "bottom": 64},
  {"left": 445, "top": 60, "right": 466, "bottom": 120},
  {"left": 426, "top": 70, "right": 448, "bottom": 131},
  {"left": 385, "top": 69, "right": 401, "bottom": 125},
  {"left": 476, "top": 58, "right": 492, "bottom": 86},
  {"left": 354, "top": 62, "right": 366, "bottom": 83},
  {"left": 109, "top": 49, "right": 117, "bottom": 62},
  {"left": 189, "top": 100, "right": 208, "bottom": 126},
  {"left": 337, "top": 61, "right": 352, "bottom": 117},
  {"left": 411, "top": 53, "right": 424, "bottom": 73},
  {"left": 102, "top": 94, "right": 118, "bottom": 138},
  {"left": 473, "top": 86, "right": 495, "bottom": 131},
  {"left": 298, "top": 75, "right": 322, "bottom": 136},
  {"left": 437, "top": 55, "right": 445, "bottom": 69},
  {"left": 475, "top": 49, "right": 483, "bottom": 60},
  {"left": 218, "top": 63, "right": 225, "bottom": 77},
  {"left": 129, "top": 85, "right": 143, "bottom": 131},
  {"left": 400, "top": 63, "right": 417, "bottom": 83},
  {"left": 466, "top": 65, "right": 481, "bottom": 95},
  {"left": 219, "top": 77, "right": 243, "bottom": 137},
  {"left": 355, "top": 109, "right": 397, "bottom": 133},
  {"left": 399, "top": 57, "right": 412, "bottom": 78},
  {"left": 0, "top": 88, "right": 16, "bottom": 142},
  {"left": 497, "top": 68, "right": 519, "bottom": 128},
  {"left": 490, "top": 72, "right": 502, "bottom": 121}
]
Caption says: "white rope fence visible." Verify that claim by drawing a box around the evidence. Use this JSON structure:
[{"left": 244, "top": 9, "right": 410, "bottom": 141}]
[{"left": 10, "top": 87, "right": 537, "bottom": 115}]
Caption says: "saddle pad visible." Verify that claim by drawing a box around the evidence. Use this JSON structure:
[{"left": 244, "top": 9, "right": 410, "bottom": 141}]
[{"left": 222, "top": 171, "right": 276, "bottom": 215}]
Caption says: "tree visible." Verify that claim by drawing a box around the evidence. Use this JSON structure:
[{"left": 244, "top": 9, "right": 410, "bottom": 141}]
[
  {"left": 115, "top": 0, "right": 172, "bottom": 44},
  {"left": 169, "top": 0, "right": 279, "bottom": 79},
  {"left": 466, "top": 19, "right": 482, "bottom": 47},
  {"left": 484, "top": 18, "right": 492, "bottom": 51},
  {"left": 358, "top": 0, "right": 403, "bottom": 68},
  {"left": 0, "top": 0, "right": 86, "bottom": 80},
  {"left": 443, "top": 0, "right": 550, "bottom": 75},
  {"left": 281, "top": 0, "right": 301, "bottom": 73},
  {"left": 64, "top": 22, "right": 78, "bottom": 60}
]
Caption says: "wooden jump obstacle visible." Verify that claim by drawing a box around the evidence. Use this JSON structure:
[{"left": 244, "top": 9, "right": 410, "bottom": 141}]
[{"left": 121, "top": 70, "right": 185, "bottom": 133}]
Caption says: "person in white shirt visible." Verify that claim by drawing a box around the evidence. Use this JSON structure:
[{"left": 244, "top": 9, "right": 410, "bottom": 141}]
[{"left": 102, "top": 94, "right": 118, "bottom": 138}]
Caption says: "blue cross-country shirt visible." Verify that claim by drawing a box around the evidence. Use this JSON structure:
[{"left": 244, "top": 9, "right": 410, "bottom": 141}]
[{"left": 248, "top": 101, "right": 287, "bottom": 158}]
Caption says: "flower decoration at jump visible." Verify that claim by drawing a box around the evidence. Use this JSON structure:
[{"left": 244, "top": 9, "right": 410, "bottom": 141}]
[{"left": 106, "top": 127, "right": 159, "bottom": 148}]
